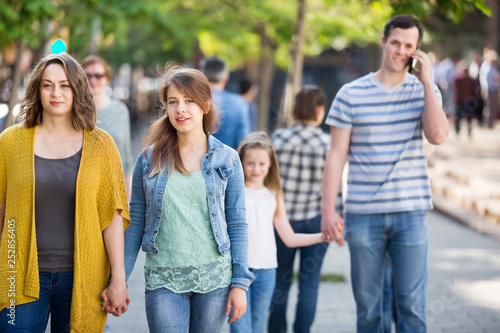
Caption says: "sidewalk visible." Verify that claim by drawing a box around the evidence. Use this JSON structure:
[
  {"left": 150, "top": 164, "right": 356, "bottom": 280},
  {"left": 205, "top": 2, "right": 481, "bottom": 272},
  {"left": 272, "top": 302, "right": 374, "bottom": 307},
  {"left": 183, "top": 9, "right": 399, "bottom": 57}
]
[
  {"left": 427, "top": 123, "right": 500, "bottom": 241},
  {"left": 107, "top": 210, "right": 500, "bottom": 333},
  {"left": 105, "top": 120, "right": 500, "bottom": 332}
]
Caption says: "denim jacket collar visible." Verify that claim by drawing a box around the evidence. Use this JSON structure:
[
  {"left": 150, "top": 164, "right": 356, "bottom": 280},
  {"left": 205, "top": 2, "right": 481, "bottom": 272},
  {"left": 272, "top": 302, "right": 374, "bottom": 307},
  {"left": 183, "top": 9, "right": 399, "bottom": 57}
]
[{"left": 207, "top": 134, "right": 224, "bottom": 153}]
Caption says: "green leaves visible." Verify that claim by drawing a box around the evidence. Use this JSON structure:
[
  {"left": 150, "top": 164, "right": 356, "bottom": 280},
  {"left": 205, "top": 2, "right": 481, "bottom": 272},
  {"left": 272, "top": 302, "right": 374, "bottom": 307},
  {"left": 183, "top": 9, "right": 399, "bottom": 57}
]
[
  {"left": 0, "top": 0, "right": 492, "bottom": 67},
  {"left": 0, "top": 0, "right": 59, "bottom": 49}
]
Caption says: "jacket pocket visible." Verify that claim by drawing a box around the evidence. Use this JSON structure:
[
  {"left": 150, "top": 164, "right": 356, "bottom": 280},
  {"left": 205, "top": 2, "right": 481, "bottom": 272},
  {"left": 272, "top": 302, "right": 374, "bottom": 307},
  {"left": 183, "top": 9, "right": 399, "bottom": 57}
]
[{"left": 215, "top": 163, "right": 235, "bottom": 179}]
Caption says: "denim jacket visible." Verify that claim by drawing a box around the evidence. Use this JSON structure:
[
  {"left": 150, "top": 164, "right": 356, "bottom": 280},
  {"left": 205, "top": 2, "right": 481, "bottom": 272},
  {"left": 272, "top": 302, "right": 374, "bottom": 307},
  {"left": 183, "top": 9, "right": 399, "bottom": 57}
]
[{"left": 124, "top": 135, "right": 254, "bottom": 291}]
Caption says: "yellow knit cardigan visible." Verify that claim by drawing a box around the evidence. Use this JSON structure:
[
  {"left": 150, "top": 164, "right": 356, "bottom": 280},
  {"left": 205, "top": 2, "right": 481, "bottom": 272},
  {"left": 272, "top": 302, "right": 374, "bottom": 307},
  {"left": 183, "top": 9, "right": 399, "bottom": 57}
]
[{"left": 0, "top": 123, "right": 130, "bottom": 332}]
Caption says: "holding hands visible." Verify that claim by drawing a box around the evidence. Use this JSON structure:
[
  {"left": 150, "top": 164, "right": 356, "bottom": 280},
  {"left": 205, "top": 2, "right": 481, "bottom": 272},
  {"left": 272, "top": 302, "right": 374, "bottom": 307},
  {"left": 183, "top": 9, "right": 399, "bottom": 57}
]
[
  {"left": 101, "top": 279, "right": 130, "bottom": 317},
  {"left": 321, "top": 212, "right": 345, "bottom": 246}
]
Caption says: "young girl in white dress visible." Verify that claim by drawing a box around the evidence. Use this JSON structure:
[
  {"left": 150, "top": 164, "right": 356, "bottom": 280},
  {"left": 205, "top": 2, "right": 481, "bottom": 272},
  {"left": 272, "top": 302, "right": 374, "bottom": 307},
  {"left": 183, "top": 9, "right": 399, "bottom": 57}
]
[{"left": 230, "top": 132, "right": 329, "bottom": 333}]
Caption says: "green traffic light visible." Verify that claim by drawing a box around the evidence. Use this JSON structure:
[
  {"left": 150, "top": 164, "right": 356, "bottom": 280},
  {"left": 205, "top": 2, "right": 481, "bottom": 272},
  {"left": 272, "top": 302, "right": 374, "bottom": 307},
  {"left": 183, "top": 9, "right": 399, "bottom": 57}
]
[{"left": 51, "top": 39, "right": 67, "bottom": 54}]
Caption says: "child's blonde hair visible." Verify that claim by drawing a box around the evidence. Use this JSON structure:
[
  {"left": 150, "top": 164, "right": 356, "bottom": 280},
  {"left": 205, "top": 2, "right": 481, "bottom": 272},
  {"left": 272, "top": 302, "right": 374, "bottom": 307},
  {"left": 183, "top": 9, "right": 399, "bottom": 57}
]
[{"left": 238, "top": 132, "right": 283, "bottom": 211}]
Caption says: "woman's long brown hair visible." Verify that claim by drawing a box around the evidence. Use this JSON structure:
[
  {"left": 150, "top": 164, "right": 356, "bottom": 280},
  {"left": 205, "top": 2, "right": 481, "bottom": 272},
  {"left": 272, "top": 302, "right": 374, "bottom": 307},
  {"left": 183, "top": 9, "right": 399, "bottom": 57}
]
[
  {"left": 141, "top": 64, "right": 219, "bottom": 175},
  {"left": 16, "top": 53, "right": 96, "bottom": 130}
]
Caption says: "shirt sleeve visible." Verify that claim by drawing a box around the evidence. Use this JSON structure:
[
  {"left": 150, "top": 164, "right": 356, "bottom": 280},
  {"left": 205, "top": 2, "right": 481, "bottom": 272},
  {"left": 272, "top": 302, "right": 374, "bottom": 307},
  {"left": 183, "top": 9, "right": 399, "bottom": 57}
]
[
  {"left": 224, "top": 152, "right": 255, "bottom": 290},
  {"left": 433, "top": 83, "right": 443, "bottom": 106},
  {"left": 125, "top": 152, "right": 148, "bottom": 282},
  {"left": 325, "top": 86, "right": 353, "bottom": 129}
]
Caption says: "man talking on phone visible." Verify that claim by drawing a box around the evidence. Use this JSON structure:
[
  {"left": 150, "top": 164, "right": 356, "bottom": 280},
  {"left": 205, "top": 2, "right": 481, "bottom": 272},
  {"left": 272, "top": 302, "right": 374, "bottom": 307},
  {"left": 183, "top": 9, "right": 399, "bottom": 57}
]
[{"left": 321, "top": 15, "right": 448, "bottom": 332}]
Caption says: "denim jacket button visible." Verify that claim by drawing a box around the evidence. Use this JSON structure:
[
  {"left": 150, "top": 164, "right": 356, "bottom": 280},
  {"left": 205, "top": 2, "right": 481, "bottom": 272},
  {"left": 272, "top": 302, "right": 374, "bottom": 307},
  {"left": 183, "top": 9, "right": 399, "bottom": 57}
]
[
  {"left": 206, "top": 170, "right": 211, "bottom": 175},
  {"left": 212, "top": 212, "right": 217, "bottom": 217},
  {"left": 216, "top": 232, "right": 220, "bottom": 237},
  {"left": 210, "top": 191, "right": 215, "bottom": 196}
]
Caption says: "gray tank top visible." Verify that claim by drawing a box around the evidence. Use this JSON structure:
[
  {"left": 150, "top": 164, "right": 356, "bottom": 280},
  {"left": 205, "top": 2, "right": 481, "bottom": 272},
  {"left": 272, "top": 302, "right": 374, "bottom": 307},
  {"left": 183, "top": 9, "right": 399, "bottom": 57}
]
[{"left": 35, "top": 148, "right": 82, "bottom": 272}]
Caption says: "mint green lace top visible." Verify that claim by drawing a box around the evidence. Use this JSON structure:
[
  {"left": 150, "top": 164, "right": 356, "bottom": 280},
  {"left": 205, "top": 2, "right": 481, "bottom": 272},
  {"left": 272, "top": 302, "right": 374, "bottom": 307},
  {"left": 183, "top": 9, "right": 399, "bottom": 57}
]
[{"left": 144, "top": 171, "right": 232, "bottom": 293}]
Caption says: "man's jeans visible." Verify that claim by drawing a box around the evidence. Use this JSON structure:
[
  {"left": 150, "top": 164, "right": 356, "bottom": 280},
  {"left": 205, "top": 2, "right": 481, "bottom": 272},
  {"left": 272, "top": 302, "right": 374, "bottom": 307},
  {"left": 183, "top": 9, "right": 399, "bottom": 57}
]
[
  {"left": 345, "top": 210, "right": 428, "bottom": 333},
  {"left": 145, "top": 286, "right": 230, "bottom": 333},
  {"left": 230, "top": 268, "right": 276, "bottom": 333},
  {"left": 0, "top": 272, "right": 73, "bottom": 332},
  {"left": 268, "top": 215, "right": 329, "bottom": 333},
  {"left": 383, "top": 254, "right": 397, "bottom": 332}
]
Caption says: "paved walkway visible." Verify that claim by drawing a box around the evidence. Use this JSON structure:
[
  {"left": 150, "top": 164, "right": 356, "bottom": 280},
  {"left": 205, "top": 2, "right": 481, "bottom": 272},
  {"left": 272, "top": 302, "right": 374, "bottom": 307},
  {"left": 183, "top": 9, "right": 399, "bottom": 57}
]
[
  {"left": 107, "top": 210, "right": 500, "bottom": 333},
  {"left": 428, "top": 123, "right": 500, "bottom": 240},
  {"left": 104, "top": 120, "right": 500, "bottom": 332}
]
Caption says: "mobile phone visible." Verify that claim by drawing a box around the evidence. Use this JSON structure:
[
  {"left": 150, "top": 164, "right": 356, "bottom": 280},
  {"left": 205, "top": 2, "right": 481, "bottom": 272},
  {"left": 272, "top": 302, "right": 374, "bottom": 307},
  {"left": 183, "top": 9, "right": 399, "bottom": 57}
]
[{"left": 408, "top": 46, "right": 419, "bottom": 73}]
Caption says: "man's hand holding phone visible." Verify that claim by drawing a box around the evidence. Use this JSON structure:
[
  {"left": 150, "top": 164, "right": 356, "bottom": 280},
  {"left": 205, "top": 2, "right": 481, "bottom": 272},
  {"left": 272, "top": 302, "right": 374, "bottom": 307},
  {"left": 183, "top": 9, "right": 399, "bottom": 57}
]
[
  {"left": 408, "top": 46, "right": 419, "bottom": 73},
  {"left": 408, "top": 48, "right": 434, "bottom": 86}
]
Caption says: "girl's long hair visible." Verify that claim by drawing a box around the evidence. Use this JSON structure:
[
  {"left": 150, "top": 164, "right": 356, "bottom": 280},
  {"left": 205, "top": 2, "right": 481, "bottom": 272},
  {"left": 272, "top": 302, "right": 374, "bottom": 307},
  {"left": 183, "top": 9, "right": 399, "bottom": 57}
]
[
  {"left": 238, "top": 131, "right": 283, "bottom": 212},
  {"left": 141, "top": 64, "right": 218, "bottom": 175},
  {"left": 17, "top": 53, "right": 96, "bottom": 130}
]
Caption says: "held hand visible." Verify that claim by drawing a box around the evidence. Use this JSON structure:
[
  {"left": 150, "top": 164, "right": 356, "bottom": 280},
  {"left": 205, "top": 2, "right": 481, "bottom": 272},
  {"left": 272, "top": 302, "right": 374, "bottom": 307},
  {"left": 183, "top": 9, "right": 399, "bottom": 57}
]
[
  {"left": 410, "top": 50, "right": 433, "bottom": 85},
  {"left": 226, "top": 287, "right": 247, "bottom": 324},
  {"left": 101, "top": 280, "right": 130, "bottom": 317},
  {"left": 321, "top": 212, "right": 345, "bottom": 246}
]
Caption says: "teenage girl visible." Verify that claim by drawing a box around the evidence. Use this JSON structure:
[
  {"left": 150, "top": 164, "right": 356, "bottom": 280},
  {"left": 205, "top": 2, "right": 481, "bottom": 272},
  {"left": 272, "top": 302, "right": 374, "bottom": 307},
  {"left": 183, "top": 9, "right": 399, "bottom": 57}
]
[
  {"left": 230, "top": 131, "right": 329, "bottom": 333},
  {"left": 124, "top": 64, "right": 254, "bottom": 333}
]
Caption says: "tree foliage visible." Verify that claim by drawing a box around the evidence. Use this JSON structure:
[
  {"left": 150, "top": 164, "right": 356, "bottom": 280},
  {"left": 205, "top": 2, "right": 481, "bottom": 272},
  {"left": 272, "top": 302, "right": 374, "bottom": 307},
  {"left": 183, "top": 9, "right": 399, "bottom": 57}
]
[
  {"left": 0, "top": 0, "right": 59, "bottom": 50},
  {"left": 390, "top": 0, "right": 491, "bottom": 22},
  {"left": 0, "top": 0, "right": 492, "bottom": 68}
]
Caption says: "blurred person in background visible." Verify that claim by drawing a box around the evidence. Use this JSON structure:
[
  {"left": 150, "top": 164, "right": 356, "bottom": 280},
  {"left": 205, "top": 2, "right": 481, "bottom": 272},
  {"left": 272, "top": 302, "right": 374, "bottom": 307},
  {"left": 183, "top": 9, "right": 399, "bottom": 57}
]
[
  {"left": 428, "top": 51, "right": 441, "bottom": 86},
  {"left": 201, "top": 57, "right": 250, "bottom": 149},
  {"left": 438, "top": 54, "right": 460, "bottom": 116},
  {"left": 240, "top": 77, "right": 259, "bottom": 132},
  {"left": 469, "top": 50, "right": 482, "bottom": 80},
  {"left": 82, "top": 55, "right": 133, "bottom": 200},
  {"left": 468, "top": 50, "right": 484, "bottom": 124},
  {"left": 453, "top": 60, "right": 481, "bottom": 136},
  {"left": 268, "top": 85, "right": 343, "bottom": 333},
  {"left": 479, "top": 49, "right": 500, "bottom": 128}
]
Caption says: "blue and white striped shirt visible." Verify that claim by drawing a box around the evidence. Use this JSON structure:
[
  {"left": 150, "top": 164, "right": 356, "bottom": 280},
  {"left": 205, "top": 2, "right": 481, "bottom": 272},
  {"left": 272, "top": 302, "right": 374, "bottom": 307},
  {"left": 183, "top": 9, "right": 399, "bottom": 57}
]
[{"left": 326, "top": 73, "right": 442, "bottom": 214}]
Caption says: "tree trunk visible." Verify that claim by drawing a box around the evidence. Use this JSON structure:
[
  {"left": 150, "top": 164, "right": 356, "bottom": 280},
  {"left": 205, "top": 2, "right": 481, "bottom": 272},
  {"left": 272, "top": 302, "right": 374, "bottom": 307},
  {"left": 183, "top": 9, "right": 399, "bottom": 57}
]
[
  {"left": 484, "top": 0, "right": 498, "bottom": 51},
  {"left": 257, "top": 22, "right": 277, "bottom": 132},
  {"left": 2, "top": 41, "right": 26, "bottom": 131},
  {"left": 278, "top": 0, "right": 307, "bottom": 128},
  {"left": 90, "top": 18, "right": 102, "bottom": 54}
]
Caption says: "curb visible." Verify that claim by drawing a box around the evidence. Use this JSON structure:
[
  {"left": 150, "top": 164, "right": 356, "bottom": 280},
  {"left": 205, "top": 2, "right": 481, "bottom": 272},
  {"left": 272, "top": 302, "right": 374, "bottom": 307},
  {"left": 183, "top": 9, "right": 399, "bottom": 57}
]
[{"left": 432, "top": 193, "right": 500, "bottom": 243}]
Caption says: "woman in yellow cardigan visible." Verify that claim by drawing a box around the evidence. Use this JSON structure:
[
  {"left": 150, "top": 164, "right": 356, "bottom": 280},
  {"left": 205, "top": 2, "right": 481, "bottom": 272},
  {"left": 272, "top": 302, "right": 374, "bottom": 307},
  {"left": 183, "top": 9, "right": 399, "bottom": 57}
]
[{"left": 0, "top": 53, "right": 130, "bottom": 332}]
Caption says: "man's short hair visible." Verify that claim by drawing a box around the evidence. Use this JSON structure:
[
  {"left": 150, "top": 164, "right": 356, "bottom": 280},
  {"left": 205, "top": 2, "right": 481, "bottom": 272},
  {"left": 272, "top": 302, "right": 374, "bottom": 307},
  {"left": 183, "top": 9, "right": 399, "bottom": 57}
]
[
  {"left": 240, "top": 77, "right": 253, "bottom": 94},
  {"left": 384, "top": 15, "right": 423, "bottom": 45},
  {"left": 200, "top": 57, "right": 228, "bottom": 83}
]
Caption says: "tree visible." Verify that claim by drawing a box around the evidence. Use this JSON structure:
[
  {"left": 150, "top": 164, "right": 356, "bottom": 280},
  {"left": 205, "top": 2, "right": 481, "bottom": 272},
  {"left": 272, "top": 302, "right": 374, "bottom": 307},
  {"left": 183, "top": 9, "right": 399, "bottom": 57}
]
[
  {"left": 0, "top": 0, "right": 493, "bottom": 132},
  {"left": 279, "top": 0, "right": 307, "bottom": 127},
  {"left": 0, "top": 0, "right": 60, "bottom": 131}
]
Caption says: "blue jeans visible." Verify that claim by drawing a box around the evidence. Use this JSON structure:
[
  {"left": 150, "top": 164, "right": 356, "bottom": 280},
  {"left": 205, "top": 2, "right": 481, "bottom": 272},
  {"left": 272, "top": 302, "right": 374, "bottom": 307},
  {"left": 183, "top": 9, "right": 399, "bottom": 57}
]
[
  {"left": 345, "top": 210, "right": 428, "bottom": 333},
  {"left": 230, "top": 268, "right": 276, "bottom": 333},
  {"left": 0, "top": 272, "right": 73, "bottom": 332},
  {"left": 145, "top": 286, "right": 231, "bottom": 333},
  {"left": 268, "top": 215, "right": 329, "bottom": 333},
  {"left": 382, "top": 254, "right": 397, "bottom": 333}
]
